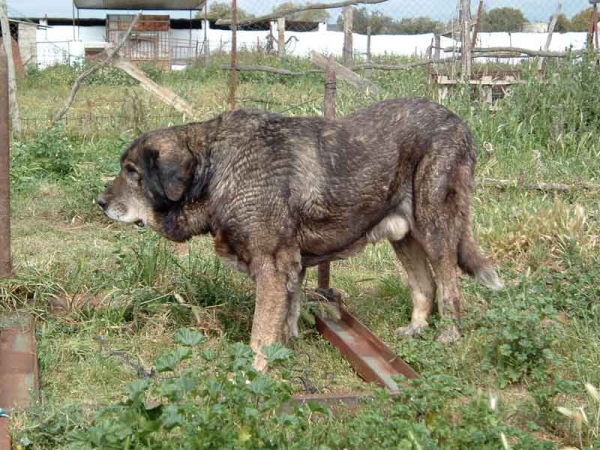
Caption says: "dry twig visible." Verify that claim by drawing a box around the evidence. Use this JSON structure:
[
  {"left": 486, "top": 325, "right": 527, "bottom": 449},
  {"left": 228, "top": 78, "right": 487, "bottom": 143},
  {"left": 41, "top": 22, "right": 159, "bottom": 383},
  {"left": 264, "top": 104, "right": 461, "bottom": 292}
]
[{"left": 52, "top": 12, "right": 142, "bottom": 124}]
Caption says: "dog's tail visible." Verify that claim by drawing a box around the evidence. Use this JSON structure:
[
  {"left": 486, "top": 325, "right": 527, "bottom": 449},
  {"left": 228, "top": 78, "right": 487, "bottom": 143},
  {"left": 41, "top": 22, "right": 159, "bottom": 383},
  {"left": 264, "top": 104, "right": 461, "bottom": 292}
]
[{"left": 458, "top": 216, "right": 503, "bottom": 291}]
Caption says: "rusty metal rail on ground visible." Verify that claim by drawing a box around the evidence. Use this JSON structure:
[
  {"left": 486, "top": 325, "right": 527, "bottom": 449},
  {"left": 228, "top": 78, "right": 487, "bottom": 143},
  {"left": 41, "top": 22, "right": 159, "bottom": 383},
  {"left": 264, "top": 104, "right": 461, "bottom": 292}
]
[{"left": 0, "top": 314, "right": 40, "bottom": 449}]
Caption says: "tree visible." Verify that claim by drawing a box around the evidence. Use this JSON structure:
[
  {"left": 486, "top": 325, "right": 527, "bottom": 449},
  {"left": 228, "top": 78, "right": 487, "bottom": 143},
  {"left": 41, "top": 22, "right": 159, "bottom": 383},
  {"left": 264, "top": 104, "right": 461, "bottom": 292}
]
[
  {"left": 196, "top": 1, "right": 253, "bottom": 20},
  {"left": 271, "top": 2, "right": 330, "bottom": 22},
  {"left": 338, "top": 8, "right": 396, "bottom": 34},
  {"left": 554, "top": 13, "right": 571, "bottom": 32},
  {"left": 570, "top": 7, "right": 593, "bottom": 32},
  {"left": 392, "top": 17, "right": 443, "bottom": 34},
  {"left": 479, "top": 7, "right": 528, "bottom": 32}
]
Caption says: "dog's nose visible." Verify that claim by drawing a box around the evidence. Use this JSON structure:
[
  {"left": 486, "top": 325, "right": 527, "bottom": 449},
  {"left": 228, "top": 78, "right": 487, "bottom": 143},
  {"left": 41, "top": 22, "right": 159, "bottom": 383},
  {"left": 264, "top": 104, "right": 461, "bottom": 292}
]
[{"left": 96, "top": 194, "right": 107, "bottom": 210}]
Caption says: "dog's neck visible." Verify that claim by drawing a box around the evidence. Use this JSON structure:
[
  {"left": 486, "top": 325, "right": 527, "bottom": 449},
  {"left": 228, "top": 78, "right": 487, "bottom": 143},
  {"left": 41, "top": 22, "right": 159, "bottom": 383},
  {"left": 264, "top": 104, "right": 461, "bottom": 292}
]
[{"left": 160, "top": 199, "right": 212, "bottom": 242}]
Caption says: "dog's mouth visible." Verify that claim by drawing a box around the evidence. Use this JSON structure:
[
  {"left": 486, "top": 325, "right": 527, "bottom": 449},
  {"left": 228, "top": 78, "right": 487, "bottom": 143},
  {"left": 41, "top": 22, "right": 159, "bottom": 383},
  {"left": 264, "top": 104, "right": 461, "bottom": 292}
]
[{"left": 135, "top": 220, "right": 145, "bottom": 228}]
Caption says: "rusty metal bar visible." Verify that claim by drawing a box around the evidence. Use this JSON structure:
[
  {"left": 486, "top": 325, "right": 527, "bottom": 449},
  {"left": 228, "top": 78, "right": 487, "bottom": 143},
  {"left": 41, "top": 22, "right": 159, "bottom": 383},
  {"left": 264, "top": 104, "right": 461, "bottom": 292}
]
[
  {"left": 229, "top": 0, "right": 237, "bottom": 110},
  {"left": 314, "top": 304, "right": 419, "bottom": 392},
  {"left": 317, "top": 59, "right": 336, "bottom": 290},
  {"left": 0, "top": 45, "right": 11, "bottom": 278}
]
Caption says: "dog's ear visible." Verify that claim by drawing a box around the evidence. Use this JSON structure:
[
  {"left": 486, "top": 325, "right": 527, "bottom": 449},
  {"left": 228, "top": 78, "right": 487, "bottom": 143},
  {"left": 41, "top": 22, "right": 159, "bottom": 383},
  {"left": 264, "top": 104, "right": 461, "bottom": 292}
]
[
  {"left": 139, "top": 145, "right": 196, "bottom": 206},
  {"left": 157, "top": 150, "right": 196, "bottom": 202}
]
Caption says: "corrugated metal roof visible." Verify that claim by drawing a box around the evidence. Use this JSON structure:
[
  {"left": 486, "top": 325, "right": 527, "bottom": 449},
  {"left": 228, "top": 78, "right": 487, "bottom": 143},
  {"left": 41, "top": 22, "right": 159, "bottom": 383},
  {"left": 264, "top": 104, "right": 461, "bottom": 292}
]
[{"left": 73, "top": 0, "right": 205, "bottom": 10}]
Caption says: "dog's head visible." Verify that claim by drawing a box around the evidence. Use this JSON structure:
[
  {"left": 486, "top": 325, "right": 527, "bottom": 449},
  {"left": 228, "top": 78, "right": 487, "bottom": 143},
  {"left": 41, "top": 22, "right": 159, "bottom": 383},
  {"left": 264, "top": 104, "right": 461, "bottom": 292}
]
[{"left": 97, "top": 128, "right": 209, "bottom": 240}]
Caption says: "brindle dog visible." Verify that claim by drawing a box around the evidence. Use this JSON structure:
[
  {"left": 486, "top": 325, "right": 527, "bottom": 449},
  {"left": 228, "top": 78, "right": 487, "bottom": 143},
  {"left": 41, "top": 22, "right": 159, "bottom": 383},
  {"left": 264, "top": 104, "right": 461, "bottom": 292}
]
[{"left": 97, "top": 98, "right": 502, "bottom": 370}]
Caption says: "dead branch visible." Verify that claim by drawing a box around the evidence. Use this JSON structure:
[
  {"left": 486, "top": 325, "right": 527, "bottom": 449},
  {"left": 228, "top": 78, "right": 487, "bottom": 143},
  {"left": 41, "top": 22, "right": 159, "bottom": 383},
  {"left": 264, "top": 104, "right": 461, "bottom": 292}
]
[
  {"left": 216, "top": 0, "right": 388, "bottom": 26},
  {"left": 355, "top": 56, "right": 460, "bottom": 71},
  {"left": 52, "top": 12, "right": 141, "bottom": 125},
  {"left": 311, "top": 51, "right": 379, "bottom": 96},
  {"left": 220, "top": 64, "right": 324, "bottom": 76},
  {"left": 442, "top": 46, "right": 592, "bottom": 58},
  {"left": 479, "top": 178, "right": 600, "bottom": 193},
  {"left": 112, "top": 56, "right": 197, "bottom": 118}
]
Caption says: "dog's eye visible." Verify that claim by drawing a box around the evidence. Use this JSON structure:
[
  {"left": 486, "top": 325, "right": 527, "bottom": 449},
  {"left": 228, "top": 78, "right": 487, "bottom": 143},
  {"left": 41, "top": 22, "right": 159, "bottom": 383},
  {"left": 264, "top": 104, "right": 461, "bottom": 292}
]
[{"left": 123, "top": 164, "right": 140, "bottom": 181}]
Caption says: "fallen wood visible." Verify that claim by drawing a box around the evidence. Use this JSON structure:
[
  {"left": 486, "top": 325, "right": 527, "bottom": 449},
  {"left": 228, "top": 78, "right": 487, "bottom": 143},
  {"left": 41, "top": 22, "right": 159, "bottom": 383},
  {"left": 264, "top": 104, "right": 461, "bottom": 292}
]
[
  {"left": 479, "top": 178, "right": 600, "bottom": 193},
  {"left": 52, "top": 12, "right": 141, "bottom": 124},
  {"left": 220, "top": 63, "right": 324, "bottom": 76},
  {"left": 311, "top": 51, "right": 379, "bottom": 96},
  {"left": 355, "top": 56, "right": 460, "bottom": 71},
  {"left": 112, "top": 56, "right": 197, "bottom": 119},
  {"left": 442, "top": 46, "right": 593, "bottom": 58},
  {"left": 216, "top": 0, "right": 387, "bottom": 26}
]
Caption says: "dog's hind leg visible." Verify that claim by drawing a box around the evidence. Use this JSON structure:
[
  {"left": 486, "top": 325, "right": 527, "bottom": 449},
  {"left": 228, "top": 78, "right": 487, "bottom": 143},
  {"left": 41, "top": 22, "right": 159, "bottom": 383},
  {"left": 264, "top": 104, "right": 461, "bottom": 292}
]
[
  {"left": 410, "top": 157, "right": 469, "bottom": 344},
  {"left": 391, "top": 235, "right": 436, "bottom": 339},
  {"left": 249, "top": 248, "right": 302, "bottom": 371}
]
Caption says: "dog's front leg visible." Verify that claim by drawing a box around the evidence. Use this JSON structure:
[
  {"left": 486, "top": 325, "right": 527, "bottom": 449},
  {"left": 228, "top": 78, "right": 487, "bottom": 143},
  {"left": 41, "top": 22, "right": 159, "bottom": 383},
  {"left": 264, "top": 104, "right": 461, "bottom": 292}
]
[{"left": 250, "top": 251, "right": 301, "bottom": 371}]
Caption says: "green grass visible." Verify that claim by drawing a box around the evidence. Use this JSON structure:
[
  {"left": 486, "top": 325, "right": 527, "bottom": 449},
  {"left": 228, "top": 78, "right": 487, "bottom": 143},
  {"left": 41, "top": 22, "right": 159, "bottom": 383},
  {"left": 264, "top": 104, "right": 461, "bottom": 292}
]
[{"left": 3, "top": 53, "right": 600, "bottom": 449}]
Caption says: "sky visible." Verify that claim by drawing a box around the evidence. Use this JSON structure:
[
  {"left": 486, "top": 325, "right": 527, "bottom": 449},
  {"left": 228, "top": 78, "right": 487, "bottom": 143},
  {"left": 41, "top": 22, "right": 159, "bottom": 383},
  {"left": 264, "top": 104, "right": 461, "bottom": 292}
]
[{"left": 7, "top": 0, "right": 591, "bottom": 23}]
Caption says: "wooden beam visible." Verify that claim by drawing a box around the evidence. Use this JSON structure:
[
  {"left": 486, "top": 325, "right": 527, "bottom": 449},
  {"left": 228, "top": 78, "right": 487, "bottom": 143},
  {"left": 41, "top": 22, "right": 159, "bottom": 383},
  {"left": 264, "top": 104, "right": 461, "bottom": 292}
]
[
  {"left": 479, "top": 178, "right": 600, "bottom": 193},
  {"left": 460, "top": 0, "right": 472, "bottom": 81},
  {"left": 538, "top": 1, "right": 562, "bottom": 70},
  {"left": 112, "top": 56, "right": 197, "bottom": 119},
  {"left": 0, "top": 0, "right": 21, "bottom": 134},
  {"left": 220, "top": 64, "right": 324, "bottom": 75},
  {"left": 53, "top": 13, "right": 142, "bottom": 124},
  {"left": 277, "top": 17, "right": 285, "bottom": 58},
  {"left": 311, "top": 51, "right": 378, "bottom": 96},
  {"left": 442, "top": 46, "right": 594, "bottom": 58}
]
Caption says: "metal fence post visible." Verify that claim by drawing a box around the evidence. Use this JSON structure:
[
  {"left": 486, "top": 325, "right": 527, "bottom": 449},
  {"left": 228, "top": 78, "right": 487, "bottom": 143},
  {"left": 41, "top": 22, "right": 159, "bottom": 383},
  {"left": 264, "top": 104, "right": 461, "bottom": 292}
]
[
  {"left": 317, "top": 58, "right": 336, "bottom": 290},
  {"left": 0, "top": 45, "right": 11, "bottom": 278}
]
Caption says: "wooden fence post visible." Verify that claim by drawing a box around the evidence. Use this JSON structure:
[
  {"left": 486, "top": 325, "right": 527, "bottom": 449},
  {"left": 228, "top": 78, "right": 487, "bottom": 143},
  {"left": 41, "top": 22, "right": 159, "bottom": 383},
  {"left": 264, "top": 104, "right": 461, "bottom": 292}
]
[
  {"left": 0, "top": 0, "right": 21, "bottom": 134},
  {"left": 277, "top": 17, "right": 285, "bottom": 58},
  {"left": 366, "top": 25, "right": 372, "bottom": 62},
  {"left": 342, "top": 6, "right": 353, "bottom": 67},
  {"left": 460, "top": 0, "right": 472, "bottom": 82}
]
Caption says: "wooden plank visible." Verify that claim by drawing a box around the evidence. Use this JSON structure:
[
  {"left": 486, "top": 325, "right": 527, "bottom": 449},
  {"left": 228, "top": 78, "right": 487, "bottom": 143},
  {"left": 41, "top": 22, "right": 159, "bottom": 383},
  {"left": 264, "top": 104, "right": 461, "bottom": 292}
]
[
  {"left": 112, "top": 56, "right": 197, "bottom": 119},
  {"left": 311, "top": 51, "right": 379, "bottom": 96}
]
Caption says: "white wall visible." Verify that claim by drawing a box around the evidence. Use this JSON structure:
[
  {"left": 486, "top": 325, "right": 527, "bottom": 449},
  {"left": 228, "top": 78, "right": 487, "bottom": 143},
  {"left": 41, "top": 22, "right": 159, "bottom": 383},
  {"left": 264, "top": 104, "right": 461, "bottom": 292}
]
[{"left": 33, "top": 23, "right": 592, "bottom": 69}]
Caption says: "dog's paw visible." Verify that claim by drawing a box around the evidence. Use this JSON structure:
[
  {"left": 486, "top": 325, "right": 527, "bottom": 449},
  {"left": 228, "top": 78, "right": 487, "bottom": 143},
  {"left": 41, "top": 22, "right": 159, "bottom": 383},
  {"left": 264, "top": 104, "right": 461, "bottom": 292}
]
[
  {"left": 436, "top": 325, "right": 461, "bottom": 345},
  {"left": 395, "top": 323, "right": 427, "bottom": 339}
]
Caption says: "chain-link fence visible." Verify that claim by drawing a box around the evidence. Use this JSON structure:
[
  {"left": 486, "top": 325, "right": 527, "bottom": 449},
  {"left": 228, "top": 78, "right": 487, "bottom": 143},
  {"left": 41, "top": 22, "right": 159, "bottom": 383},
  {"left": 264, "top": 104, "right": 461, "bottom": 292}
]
[
  {"left": 201, "top": 0, "right": 593, "bottom": 59},
  {"left": 9, "top": 1, "right": 598, "bottom": 134}
]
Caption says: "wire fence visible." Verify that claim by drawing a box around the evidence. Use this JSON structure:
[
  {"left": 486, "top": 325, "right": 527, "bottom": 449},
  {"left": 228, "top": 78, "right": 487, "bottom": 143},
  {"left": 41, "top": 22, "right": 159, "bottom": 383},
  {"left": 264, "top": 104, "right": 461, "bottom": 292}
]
[
  {"left": 202, "top": 0, "right": 593, "bottom": 57},
  {"left": 14, "top": 1, "right": 599, "bottom": 134}
]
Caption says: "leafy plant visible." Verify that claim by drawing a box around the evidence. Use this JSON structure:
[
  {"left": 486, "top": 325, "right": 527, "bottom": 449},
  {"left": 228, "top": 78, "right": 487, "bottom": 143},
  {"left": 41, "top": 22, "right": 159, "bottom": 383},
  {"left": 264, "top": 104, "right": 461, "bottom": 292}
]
[
  {"left": 12, "top": 124, "right": 76, "bottom": 184},
  {"left": 65, "top": 328, "right": 326, "bottom": 450},
  {"left": 481, "top": 302, "right": 559, "bottom": 387}
]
